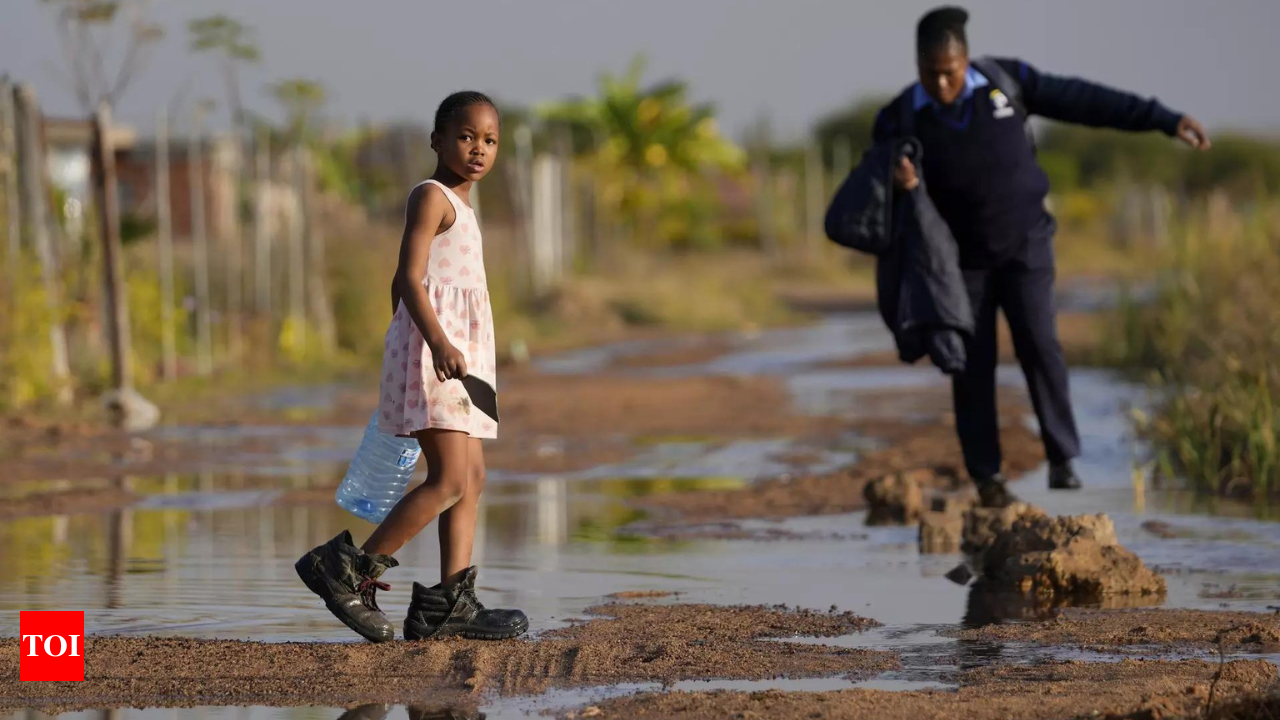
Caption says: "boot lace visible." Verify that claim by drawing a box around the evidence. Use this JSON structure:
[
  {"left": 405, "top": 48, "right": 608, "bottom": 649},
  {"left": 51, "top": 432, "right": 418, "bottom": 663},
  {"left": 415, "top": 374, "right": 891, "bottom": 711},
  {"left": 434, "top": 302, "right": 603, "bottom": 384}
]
[{"left": 357, "top": 576, "right": 391, "bottom": 612}]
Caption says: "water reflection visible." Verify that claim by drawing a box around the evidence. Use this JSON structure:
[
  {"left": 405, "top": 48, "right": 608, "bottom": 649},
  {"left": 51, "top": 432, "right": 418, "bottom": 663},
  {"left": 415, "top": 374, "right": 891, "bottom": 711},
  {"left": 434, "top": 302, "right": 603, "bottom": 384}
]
[
  {"left": 340, "top": 706, "right": 484, "bottom": 720},
  {"left": 5, "top": 442, "right": 1280, "bottom": 643},
  {"left": 402, "top": 707, "right": 483, "bottom": 720},
  {"left": 958, "top": 582, "right": 1163, "bottom": 629},
  {"left": 0, "top": 467, "right": 749, "bottom": 640}
]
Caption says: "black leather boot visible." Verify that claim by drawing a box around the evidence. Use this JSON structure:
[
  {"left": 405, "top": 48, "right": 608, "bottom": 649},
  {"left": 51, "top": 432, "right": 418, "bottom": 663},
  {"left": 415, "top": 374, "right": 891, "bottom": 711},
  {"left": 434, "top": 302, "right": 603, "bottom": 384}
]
[
  {"left": 295, "top": 530, "right": 398, "bottom": 643},
  {"left": 404, "top": 567, "right": 528, "bottom": 641}
]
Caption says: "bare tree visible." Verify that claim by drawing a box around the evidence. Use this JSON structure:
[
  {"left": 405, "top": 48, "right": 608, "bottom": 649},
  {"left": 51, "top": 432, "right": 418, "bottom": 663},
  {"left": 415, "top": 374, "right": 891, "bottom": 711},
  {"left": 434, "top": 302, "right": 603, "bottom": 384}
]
[
  {"left": 271, "top": 79, "right": 327, "bottom": 145},
  {"left": 189, "top": 99, "right": 215, "bottom": 376},
  {"left": 92, "top": 103, "right": 131, "bottom": 392},
  {"left": 188, "top": 15, "right": 259, "bottom": 136},
  {"left": 42, "top": 0, "right": 164, "bottom": 112},
  {"left": 269, "top": 79, "right": 330, "bottom": 356},
  {"left": 190, "top": 17, "right": 258, "bottom": 366}
]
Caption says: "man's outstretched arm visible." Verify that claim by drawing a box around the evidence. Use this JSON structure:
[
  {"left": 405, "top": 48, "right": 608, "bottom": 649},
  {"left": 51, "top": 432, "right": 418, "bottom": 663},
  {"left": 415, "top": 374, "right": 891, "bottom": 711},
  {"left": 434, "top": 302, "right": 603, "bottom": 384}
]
[{"left": 994, "top": 57, "right": 1210, "bottom": 149}]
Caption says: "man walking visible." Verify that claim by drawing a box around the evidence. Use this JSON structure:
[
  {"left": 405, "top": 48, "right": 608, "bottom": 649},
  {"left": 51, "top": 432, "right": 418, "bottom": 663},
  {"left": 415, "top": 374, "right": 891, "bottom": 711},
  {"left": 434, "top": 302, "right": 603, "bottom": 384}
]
[{"left": 872, "top": 6, "right": 1210, "bottom": 506}]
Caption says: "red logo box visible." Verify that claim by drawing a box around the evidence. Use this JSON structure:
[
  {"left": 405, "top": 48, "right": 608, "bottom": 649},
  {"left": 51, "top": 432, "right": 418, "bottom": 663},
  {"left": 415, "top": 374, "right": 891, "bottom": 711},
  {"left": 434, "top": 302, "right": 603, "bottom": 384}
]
[{"left": 19, "top": 611, "right": 85, "bottom": 682}]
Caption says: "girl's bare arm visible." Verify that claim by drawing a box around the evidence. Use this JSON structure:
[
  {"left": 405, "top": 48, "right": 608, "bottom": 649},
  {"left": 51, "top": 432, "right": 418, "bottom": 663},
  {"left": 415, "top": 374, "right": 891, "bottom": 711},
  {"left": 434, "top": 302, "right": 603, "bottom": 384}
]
[{"left": 395, "top": 185, "right": 467, "bottom": 381}]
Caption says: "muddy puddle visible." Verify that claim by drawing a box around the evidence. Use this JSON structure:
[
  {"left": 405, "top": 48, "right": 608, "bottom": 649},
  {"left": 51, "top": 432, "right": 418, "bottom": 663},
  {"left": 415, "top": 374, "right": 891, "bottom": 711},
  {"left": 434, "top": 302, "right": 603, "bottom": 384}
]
[{"left": 4, "top": 310, "right": 1280, "bottom": 717}]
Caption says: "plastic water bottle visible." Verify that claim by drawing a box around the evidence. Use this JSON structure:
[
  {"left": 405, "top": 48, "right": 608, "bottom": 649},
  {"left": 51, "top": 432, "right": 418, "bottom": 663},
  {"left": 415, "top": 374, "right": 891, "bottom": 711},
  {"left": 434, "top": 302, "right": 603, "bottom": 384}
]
[{"left": 335, "top": 412, "right": 422, "bottom": 523}]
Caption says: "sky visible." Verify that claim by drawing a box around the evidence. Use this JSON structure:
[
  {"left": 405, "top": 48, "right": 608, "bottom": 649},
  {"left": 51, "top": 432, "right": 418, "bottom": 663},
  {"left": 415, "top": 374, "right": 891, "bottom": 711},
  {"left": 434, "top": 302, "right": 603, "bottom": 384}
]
[{"left": 1, "top": 0, "right": 1277, "bottom": 141}]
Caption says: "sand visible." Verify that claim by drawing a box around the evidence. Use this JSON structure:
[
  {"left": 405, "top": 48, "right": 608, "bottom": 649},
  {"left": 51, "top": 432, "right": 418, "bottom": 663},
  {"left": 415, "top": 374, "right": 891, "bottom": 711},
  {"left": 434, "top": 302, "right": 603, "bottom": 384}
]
[{"left": 0, "top": 602, "right": 889, "bottom": 712}]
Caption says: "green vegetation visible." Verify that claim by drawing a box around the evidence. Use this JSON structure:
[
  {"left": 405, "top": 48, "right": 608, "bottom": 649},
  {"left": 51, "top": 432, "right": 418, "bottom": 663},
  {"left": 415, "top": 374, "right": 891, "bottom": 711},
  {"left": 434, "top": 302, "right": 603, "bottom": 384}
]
[
  {"left": 539, "top": 58, "right": 747, "bottom": 251},
  {"left": 1101, "top": 202, "right": 1280, "bottom": 501},
  {"left": 1038, "top": 125, "right": 1280, "bottom": 197}
]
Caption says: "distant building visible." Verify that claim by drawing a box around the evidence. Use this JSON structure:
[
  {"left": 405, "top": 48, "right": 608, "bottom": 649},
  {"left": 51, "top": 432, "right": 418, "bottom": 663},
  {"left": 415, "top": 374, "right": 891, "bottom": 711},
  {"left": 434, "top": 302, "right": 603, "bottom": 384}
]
[
  {"left": 115, "top": 136, "right": 242, "bottom": 240},
  {"left": 43, "top": 116, "right": 243, "bottom": 241}
]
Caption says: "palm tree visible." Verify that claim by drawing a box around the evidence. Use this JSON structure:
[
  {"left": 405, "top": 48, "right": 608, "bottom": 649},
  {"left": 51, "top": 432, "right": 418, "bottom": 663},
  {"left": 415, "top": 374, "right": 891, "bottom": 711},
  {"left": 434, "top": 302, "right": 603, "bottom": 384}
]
[
  {"left": 540, "top": 56, "right": 741, "bottom": 173},
  {"left": 538, "top": 57, "right": 743, "bottom": 247}
]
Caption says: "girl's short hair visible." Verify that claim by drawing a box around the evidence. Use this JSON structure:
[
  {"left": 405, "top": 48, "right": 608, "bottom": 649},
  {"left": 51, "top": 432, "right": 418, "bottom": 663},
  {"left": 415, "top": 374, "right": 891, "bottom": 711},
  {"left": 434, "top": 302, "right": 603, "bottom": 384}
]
[{"left": 434, "top": 91, "right": 497, "bottom": 134}]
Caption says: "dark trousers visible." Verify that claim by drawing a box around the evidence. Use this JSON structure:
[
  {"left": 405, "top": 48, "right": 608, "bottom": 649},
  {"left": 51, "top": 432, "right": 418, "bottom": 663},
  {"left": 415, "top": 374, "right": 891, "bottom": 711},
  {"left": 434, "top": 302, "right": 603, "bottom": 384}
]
[{"left": 951, "top": 216, "right": 1081, "bottom": 479}]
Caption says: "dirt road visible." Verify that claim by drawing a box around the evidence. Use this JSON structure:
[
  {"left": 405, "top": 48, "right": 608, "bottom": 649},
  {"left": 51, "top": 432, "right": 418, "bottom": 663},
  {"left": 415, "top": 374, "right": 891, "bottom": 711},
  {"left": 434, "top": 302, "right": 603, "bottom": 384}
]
[{"left": 2, "top": 311, "right": 1278, "bottom": 719}]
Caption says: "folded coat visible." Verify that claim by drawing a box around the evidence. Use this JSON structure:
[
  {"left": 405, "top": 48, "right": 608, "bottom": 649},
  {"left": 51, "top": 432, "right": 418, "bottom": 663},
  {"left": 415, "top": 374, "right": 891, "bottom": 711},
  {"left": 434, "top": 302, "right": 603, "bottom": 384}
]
[{"left": 825, "top": 137, "right": 974, "bottom": 374}]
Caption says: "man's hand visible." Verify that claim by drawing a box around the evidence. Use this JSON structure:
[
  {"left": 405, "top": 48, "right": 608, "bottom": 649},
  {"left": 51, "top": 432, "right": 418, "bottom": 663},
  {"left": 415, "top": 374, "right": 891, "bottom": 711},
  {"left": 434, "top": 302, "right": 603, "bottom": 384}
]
[
  {"left": 893, "top": 156, "right": 920, "bottom": 191},
  {"left": 1176, "top": 115, "right": 1211, "bottom": 150}
]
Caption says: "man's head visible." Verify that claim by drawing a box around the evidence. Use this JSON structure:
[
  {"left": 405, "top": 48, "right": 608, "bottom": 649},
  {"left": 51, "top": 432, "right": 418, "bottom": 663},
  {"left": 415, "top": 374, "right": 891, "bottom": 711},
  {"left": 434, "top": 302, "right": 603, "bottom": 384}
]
[{"left": 917, "top": 6, "right": 971, "bottom": 107}]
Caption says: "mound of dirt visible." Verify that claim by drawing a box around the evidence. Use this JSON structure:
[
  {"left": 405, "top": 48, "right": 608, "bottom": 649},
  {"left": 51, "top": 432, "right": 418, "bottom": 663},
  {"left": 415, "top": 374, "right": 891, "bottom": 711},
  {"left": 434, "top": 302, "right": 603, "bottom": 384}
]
[
  {"left": 864, "top": 471, "right": 926, "bottom": 526},
  {"left": 919, "top": 493, "right": 979, "bottom": 554},
  {"left": 920, "top": 511, "right": 965, "bottom": 554},
  {"left": 978, "top": 513, "right": 1166, "bottom": 602},
  {"left": 961, "top": 502, "right": 1047, "bottom": 557}
]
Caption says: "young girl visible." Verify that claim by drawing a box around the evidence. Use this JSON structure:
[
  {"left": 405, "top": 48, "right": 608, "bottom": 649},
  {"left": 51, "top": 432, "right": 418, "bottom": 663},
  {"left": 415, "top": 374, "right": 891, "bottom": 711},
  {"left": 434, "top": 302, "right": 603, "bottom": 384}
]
[{"left": 296, "top": 91, "right": 527, "bottom": 643}]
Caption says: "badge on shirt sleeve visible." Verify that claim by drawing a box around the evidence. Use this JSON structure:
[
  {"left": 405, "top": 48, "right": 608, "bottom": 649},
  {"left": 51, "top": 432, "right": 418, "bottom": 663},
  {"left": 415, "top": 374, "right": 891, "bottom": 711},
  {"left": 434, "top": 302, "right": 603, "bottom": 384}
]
[{"left": 990, "top": 89, "right": 1016, "bottom": 119}]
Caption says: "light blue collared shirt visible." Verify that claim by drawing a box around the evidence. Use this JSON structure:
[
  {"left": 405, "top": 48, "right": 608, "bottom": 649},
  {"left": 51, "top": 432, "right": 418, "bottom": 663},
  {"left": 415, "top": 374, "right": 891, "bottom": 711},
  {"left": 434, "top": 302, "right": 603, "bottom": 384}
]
[{"left": 912, "top": 66, "right": 989, "bottom": 111}]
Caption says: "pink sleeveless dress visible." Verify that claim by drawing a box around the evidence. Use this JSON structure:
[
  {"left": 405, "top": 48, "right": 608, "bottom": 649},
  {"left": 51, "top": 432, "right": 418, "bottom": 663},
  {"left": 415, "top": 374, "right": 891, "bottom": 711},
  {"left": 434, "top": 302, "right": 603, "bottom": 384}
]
[{"left": 377, "top": 180, "right": 498, "bottom": 439}]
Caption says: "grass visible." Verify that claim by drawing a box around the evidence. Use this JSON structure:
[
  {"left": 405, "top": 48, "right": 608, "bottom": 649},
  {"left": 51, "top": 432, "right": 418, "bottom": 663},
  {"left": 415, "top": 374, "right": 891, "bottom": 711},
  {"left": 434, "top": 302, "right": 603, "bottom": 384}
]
[
  {"left": 1052, "top": 189, "right": 1163, "bottom": 281},
  {"left": 1100, "top": 200, "right": 1280, "bottom": 501},
  {"left": 489, "top": 246, "right": 874, "bottom": 358}
]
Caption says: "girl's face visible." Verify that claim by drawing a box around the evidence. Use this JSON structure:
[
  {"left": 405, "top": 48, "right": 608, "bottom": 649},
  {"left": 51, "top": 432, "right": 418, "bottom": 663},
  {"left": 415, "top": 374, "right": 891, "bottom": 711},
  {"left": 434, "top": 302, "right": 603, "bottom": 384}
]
[{"left": 432, "top": 104, "right": 500, "bottom": 183}]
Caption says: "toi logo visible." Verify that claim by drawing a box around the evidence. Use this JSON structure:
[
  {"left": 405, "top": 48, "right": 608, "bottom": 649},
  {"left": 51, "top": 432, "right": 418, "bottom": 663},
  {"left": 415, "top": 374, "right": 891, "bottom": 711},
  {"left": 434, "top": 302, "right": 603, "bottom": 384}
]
[{"left": 19, "top": 611, "right": 85, "bottom": 682}]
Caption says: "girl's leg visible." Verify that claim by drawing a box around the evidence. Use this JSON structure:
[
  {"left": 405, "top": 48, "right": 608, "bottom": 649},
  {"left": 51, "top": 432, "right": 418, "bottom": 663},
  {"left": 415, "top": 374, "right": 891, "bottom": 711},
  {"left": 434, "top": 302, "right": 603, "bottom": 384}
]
[
  {"left": 438, "top": 438, "right": 486, "bottom": 582},
  {"left": 402, "top": 436, "right": 526, "bottom": 640},
  {"left": 362, "top": 429, "right": 470, "bottom": 556}
]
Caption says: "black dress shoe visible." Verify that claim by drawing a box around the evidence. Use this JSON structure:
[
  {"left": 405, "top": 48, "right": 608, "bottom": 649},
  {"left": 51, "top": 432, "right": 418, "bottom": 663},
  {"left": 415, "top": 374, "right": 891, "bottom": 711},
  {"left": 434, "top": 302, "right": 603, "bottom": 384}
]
[
  {"left": 975, "top": 475, "right": 1019, "bottom": 508},
  {"left": 1048, "top": 463, "right": 1083, "bottom": 490}
]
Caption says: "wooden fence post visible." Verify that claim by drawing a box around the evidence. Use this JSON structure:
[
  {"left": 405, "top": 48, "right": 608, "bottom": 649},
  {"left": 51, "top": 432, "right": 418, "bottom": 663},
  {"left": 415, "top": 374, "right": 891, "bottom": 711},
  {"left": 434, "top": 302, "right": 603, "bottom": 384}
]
[
  {"left": 300, "top": 148, "right": 335, "bottom": 352},
  {"left": 253, "top": 128, "right": 271, "bottom": 317},
  {"left": 92, "top": 103, "right": 157, "bottom": 430},
  {"left": 287, "top": 146, "right": 307, "bottom": 354},
  {"left": 805, "top": 144, "right": 824, "bottom": 255},
  {"left": 1, "top": 76, "right": 17, "bottom": 291},
  {"left": 14, "top": 84, "right": 73, "bottom": 405},
  {"left": 507, "top": 124, "right": 534, "bottom": 299},
  {"left": 753, "top": 152, "right": 777, "bottom": 256},
  {"left": 91, "top": 103, "right": 132, "bottom": 393},
  {"left": 832, "top": 135, "right": 853, "bottom": 183},
  {"left": 226, "top": 137, "right": 245, "bottom": 365},
  {"left": 155, "top": 104, "right": 177, "bottom": 381},
  {"left": 189, "top": 112, "right": 213, "bottom": 376}
]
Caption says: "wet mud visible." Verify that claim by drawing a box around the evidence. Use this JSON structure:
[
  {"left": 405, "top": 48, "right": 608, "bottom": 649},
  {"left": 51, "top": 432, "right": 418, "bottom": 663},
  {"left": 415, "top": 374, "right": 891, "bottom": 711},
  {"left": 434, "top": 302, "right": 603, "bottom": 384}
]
[
  {"left": 630, "top": 415, "right": 1043, "bottom": 530},
  {"left": 0, "top": 602, "right": 891, "bottom": 712},
  {"left": 575, "top": 658, "right": 1277, "bottom": 720},
  {"left": 953, "top": 608, "right": 1280, "bottom": 651}
]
